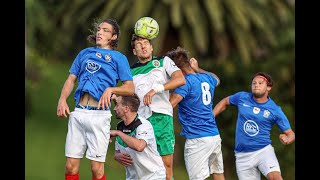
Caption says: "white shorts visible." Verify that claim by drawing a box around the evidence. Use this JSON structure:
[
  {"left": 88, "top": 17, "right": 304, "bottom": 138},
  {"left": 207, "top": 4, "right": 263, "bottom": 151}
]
[
  {"left": 184, "top": 135, "right": 224, "bottom": 180},
  {"left": 235, "top": 144, "right": 281, "bottom": 180},
  {"left": 65, "top": 108, "right": 112, "bottom": 162}
]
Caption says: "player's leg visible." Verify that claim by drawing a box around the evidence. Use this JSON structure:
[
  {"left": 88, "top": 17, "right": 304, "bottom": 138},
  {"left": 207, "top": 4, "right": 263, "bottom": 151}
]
[
  {"left": 257, "top": 145, "right": 282, "bottom": 180},
  {"left": 235, "top": 150, "right": 261, "bottom": 180},
  {"left": 148, "top": 113, "right": 175, "bottom": 180},
  {"left": 209, "top": 135, "right": 225, "bottom": 180},
  {"left": 65, "top": 109, "right": 87, "bottom": 180},
  {"left": 85, "top": 110, "right": 112, "bottom": 180},
  {"left": 65, "top": 157, "right": 81, "bottom": 180},
  {"left": 161, "top": 154, "right": 173, "bottom": 180},
  {"left": 90, "top": 161, "right": 106, "bottom": 180}
]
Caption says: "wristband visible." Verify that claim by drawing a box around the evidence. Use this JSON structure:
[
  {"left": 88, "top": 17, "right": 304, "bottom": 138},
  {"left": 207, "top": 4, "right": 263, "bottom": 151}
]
[{"left": 153, "top": 84, "right": 165, "bottom": 93}]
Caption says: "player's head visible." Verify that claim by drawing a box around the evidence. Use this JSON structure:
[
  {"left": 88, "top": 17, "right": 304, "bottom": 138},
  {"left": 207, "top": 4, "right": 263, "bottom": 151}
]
[
  {"left": 166, "top": 46, "right": 190, "bottom": 69},
  {"left": 252, "top": 72, "right": 273, "bottom": 87},
  {"left": 131, "top": 34, "right": 153, "bottom": 60},
  {"left": 87, "top": 19, "right": 120, "bottom": 49},
  {"left": 114, "top": 94, "right": 140, "bottom": 119},
  {"left": 251, "top": 72, "right": 273, "bottom": 98}
]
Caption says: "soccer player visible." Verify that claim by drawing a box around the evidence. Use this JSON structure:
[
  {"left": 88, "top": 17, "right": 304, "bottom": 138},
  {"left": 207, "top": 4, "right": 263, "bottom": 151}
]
[
  {"left": 168, "top": 46, "right": 225, "bottom": 180},
  {"left": 129, "top": 34, "right": 186, "bottom": 180},
  {"left": 213, "top": 72, "right": 295, "bottom": 180},
  {"left": 110, "top": 94, "right": 166, "bottom": 180},
  {"left": 56, "top": 19, "right": 134, "bottom": 180}
]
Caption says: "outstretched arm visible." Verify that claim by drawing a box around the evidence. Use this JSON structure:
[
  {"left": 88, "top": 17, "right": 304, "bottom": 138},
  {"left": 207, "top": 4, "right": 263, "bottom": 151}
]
[
  {"left": 213, "top": 96, "right": 231, "bottom": 117},
  {"left": 279, "top": 129, "right": 295, "bottom": 145},
  {"left": 143, "top": 70, "right": 186, "bottom": 106},
  {"left": 190, "top": 57, "right": 220, "bottom": 86},
  {"left": 98, "top": 80, "right": 134, "bottom": 110}
]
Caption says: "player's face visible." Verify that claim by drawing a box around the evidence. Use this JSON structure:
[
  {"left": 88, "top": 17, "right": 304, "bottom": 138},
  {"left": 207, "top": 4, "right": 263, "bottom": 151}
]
[
  {"left": 251, "top": 76, "right": 269, "bottom": 98},
  {"left": 133, "top": 38, "right": 153, "bottom": 60},
  {"left": 96, "top": 22, "right": 116, "bottom": 49},
  {"left": 113, "top": 97, "right": 126, "bottom": 120}
]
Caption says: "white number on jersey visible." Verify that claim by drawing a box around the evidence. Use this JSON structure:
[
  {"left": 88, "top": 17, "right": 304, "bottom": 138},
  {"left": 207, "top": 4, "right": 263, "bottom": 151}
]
[{"left": 201, "top": 82, "right": 211, "bottom": 105}]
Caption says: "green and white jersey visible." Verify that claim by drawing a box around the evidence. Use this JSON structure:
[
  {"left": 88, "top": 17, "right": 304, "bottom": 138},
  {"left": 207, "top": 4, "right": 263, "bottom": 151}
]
[
  {"left": 115, "top": 116, "right": 166, "bottom": 180},
  {"left": 130, "top": 56, "right": 181, "bottom": 119}
]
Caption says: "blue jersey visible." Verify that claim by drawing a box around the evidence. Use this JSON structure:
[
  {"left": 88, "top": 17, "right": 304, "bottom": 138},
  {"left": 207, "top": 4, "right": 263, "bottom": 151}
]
[
  {"left": 229, "top": 91, "right": 291, "bottom": 152},
  {"left": 69, "top": 47, "right": 133, "bottom": 105},
  {"left": 173, "top": 72, "right": 219, "bottom": 138}
]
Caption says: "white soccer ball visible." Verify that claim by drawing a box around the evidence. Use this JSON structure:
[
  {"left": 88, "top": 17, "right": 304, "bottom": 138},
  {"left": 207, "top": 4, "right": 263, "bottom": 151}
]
[{"left": 134, "top": 17, "right": 159, "bottom": 40}]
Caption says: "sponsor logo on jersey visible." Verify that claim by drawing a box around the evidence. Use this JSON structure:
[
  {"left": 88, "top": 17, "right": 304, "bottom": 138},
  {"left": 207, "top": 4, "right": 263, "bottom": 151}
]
[
  {"left": 243, "top": 120, "right": 259, "bottom": 136},
  {"left": 105, "top": 54, "right": 112, "bottom": 62},
  {"left": 86, "top": 60, "right": 101, "bottom": 73},
  {"left": 253, "top": 107, "right": 260, "bottom": 114}
]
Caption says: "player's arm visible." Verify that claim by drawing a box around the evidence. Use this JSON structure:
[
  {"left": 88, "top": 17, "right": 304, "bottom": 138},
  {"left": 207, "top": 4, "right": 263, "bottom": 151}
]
[
  {"left": 98, "top": 80, "right": 134, "bottom": 110},
  {"left": 144, "top": 70, "right": 185, "bottom": 106},
  {"left": 213, "top": 96, "right": 231, "bottom": 117},
  {"left": 279, "top": 128, "right": 295, "bottom": 145},
  {"left": 57, "top": 74, "right": 77, "bottom": 118},
  {"left": 110, "top": 130, "right": 147, "bottom": 152},
  {"left": 190, "top": 57, "right": 220, "bottom": 86},
  {"left": 170, "top": 93, "right": 183, "bottom": 108}
]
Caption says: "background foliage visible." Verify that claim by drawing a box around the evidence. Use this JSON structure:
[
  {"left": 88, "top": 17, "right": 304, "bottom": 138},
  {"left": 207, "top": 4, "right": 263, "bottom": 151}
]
[{"left": 26, "top": 0, "right": 295, "bottom": 179}]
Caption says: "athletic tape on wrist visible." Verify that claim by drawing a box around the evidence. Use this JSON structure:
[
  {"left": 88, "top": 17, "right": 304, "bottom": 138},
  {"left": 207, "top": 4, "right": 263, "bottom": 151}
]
[{"left": 153, "top": 84, "right": 165, "bottom": 93}]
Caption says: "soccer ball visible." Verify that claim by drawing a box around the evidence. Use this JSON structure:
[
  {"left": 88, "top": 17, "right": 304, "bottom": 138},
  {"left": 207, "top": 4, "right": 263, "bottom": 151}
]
[{"left": 134, "top": 17, "right": 159, "bottom": 40}]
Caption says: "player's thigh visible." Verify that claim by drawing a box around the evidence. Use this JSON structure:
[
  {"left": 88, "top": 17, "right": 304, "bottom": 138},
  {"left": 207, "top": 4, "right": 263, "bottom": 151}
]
[
  {"left": 257, "top": 145, "right": 281, "bottom": 178},
  {"left": 209, "top": 136, "right": 224, "bottom": 174},
  {"left": 184, "top": 136, "right": 217, "bottom": 180}
]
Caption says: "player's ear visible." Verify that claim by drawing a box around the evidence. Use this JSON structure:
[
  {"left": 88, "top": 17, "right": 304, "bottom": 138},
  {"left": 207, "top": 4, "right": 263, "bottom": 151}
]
[
  {"left": 267, "top": 86, "right": 272, "bottom": 91},
  {"left": 111, "top": 34, "right": 117, "bottom": 40},
  {"left": 133, "top": 49, "right": 137, "bottom": 55}
]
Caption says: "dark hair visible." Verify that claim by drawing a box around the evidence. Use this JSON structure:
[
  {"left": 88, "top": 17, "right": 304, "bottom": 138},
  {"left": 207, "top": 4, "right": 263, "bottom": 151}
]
[
  {"left": 252, "top": 72, "right": 273, "bottom": 87},
  {"left": 130, "top": 34, "right": 151, "bottom": 49},
  {"left": 165, "top": 46, "right": 190, "bottom": 69},
  {"left": 120, "top": 93, "right": 140, "bottom": 112},
  {"left": 87, "top": 19, "right": 120, "bottom": 49}
]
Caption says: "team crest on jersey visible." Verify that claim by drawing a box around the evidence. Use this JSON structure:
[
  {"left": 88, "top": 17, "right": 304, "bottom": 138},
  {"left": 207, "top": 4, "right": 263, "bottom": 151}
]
[
  {"left": 152, "top": 60, "right": 160, "bottom": 68},
  {"left": 105, "top": 54, "right": 112, "bottom": 62},
  {"left": 86, "top": 60, "right": 101, "bottom": 73},
  {"left": 96, "top": 52, "right": 102, "bottom": 58},
  {"left": 253, "top": 107, "right": 260, "bottom": 114},
  {"left": 243, "top": 120, "right": 259, "bottom": 136},
  {"left": 263, "top": 110, "right": 270, "bottom": 118}
]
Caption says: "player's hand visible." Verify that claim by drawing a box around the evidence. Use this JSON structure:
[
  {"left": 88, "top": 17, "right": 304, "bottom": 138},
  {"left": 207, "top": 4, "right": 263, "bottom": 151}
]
[
  {"left": 279, "top": 134, "right": 289, "bottom": 145},
  {"left": 57, "top": 99, "right": 70, "bottom": 118},
  {"left": 98, "top": 88, "right": 113, "bottom": 110},
  {"left": 143, "top": 89, "right": 156, "bottom": 106},
  {"left": 114, "top": 152, "right": 133, "bottom": 167}
]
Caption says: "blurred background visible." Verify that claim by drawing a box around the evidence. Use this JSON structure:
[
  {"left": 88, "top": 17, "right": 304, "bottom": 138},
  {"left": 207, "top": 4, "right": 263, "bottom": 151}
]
[{"left": 25, "top": 0, "right": 295, "bottom": 179}]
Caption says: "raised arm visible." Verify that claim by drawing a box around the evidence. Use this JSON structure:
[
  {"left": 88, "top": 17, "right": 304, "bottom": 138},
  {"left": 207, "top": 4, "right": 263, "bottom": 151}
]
[
  {"left": 190, "top": 57, "right": 220, "bottom": 86},
  {"left": 213, "top": 96, "right": 231, "bottom": 117}
]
